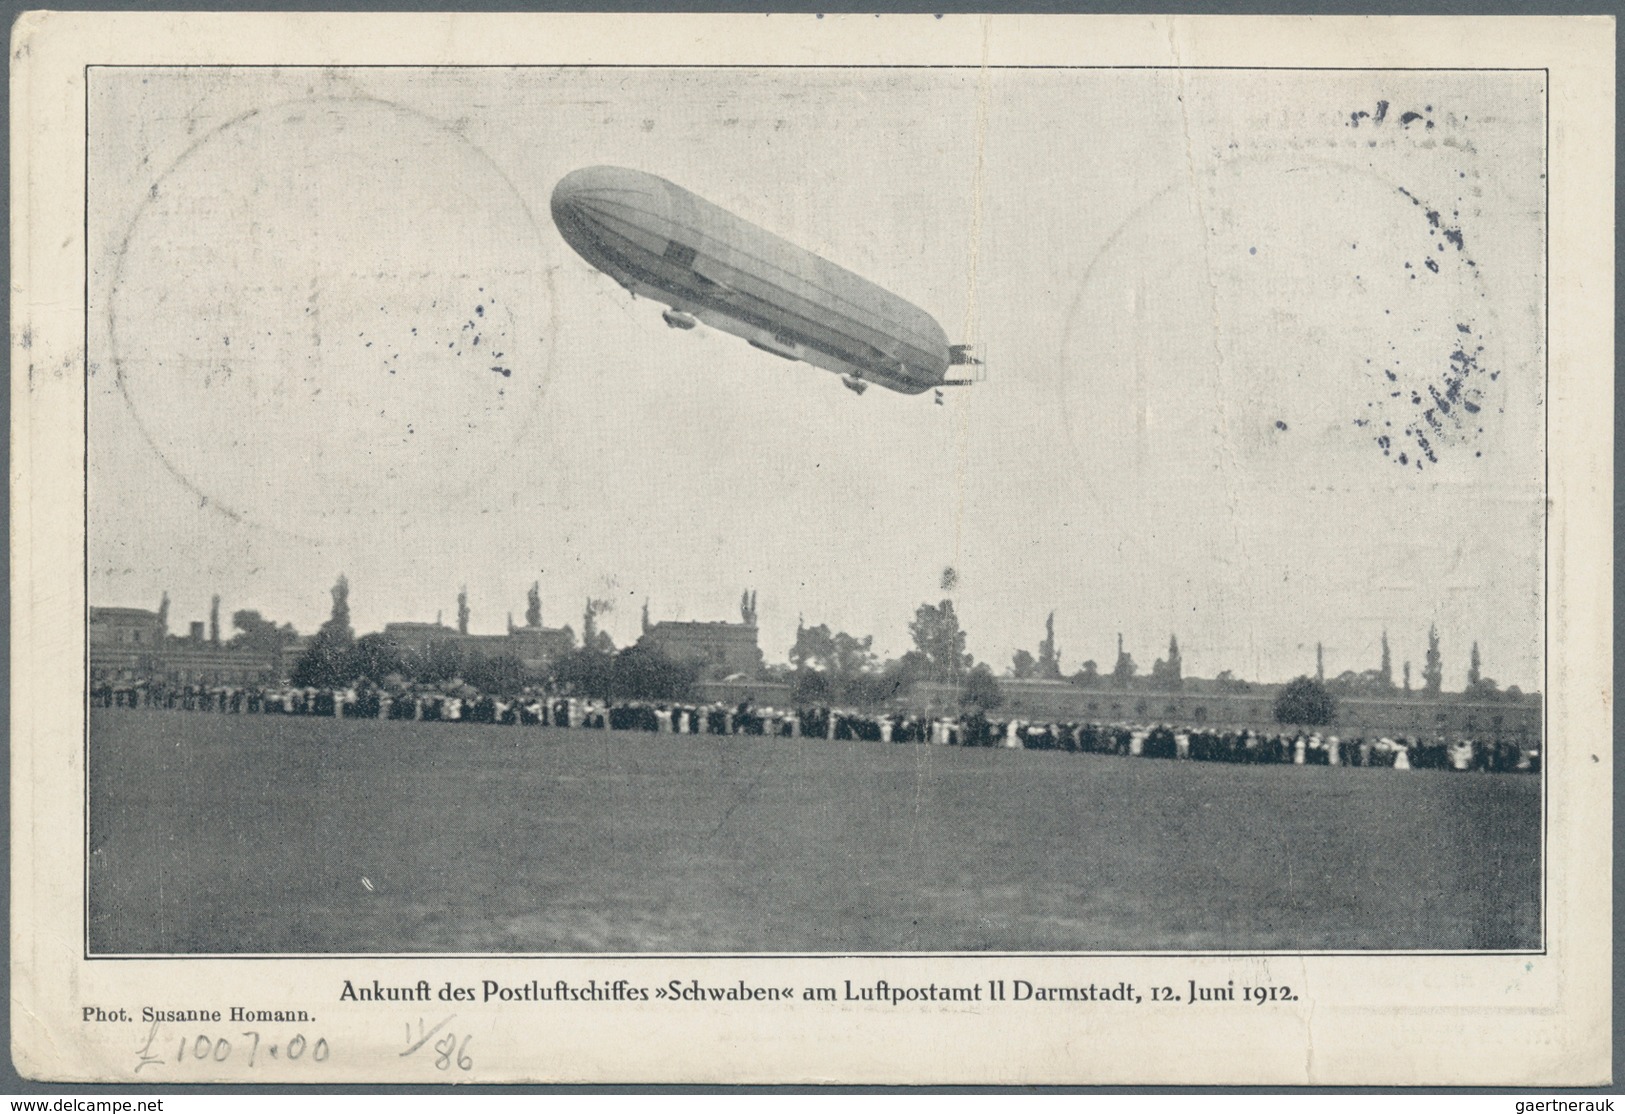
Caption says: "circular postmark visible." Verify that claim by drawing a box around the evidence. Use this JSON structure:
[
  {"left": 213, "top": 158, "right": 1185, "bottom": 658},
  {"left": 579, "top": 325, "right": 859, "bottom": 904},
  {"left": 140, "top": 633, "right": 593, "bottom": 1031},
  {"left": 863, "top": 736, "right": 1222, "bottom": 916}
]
[{"left": 106, "top": 95, "right": 558, "bottom": 541}]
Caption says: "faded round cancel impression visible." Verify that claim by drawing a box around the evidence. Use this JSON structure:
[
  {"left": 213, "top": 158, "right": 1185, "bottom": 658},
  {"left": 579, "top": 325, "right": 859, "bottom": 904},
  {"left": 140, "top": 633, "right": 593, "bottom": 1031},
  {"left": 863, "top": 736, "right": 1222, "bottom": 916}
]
[
  {"left": 1041, "top": 152, "right": 1528, "bottom": 642},
  {"left": 1058, "top": 158, "right": 1506, "bottom": 484},
  {"left": 106, "top": 96, "right": 555, "bottom": 540}
]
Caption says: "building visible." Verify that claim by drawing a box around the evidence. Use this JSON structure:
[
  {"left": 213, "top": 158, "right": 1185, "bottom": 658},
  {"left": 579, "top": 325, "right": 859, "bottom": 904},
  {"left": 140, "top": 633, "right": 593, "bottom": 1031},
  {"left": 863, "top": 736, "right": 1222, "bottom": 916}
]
[
  {"left": 507, "top": 625, "right": 576, "bottom": 671},
  {"left": 381, "top": 621, "right": 574, "bottom": 673},
  {"left": 88, "top": 607, "right": 166, "bottom": 680},
  {"left": 153, "top": 642, "right": 278, "bottom": 686},
  {"left": 640, "top": 620, "right": 763, "bottom": 677},
  {"left": 89, "top": 605, "right": 276, "bottom": 685},
  {"left": 381, "top": 622, "right": 460, "bottom": 659},
  {"left": 279, "top": 634, "right": 314, "bottom": 679}
]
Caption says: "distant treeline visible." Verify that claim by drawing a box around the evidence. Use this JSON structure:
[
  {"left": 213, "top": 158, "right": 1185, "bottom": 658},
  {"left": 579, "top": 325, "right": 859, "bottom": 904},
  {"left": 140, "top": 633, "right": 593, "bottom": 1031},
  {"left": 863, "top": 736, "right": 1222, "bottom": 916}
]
[{"left": 237, "top": 576, "right": 1533, "bottom": 712}]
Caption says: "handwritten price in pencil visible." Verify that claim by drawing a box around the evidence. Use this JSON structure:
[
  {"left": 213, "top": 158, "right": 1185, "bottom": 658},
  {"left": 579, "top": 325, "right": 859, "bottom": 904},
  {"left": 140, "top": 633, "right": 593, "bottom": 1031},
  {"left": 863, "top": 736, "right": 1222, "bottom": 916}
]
[{"left": 133, "top": 1021, "right": 330, "bottom": 1073}]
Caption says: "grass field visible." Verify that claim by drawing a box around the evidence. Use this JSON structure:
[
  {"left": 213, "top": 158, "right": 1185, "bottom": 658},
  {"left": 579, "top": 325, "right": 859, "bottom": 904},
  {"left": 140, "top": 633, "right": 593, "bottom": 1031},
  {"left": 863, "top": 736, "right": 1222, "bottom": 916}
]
[{"left": 87, "top": 709, "right": 1540, "bottom": 953}]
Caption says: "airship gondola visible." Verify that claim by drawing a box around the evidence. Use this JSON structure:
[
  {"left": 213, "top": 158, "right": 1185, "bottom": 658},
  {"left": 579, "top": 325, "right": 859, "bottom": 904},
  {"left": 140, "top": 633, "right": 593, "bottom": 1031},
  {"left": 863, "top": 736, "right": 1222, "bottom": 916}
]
[{"left": 550, "top": 165, "right": 978, "bottom": 397}]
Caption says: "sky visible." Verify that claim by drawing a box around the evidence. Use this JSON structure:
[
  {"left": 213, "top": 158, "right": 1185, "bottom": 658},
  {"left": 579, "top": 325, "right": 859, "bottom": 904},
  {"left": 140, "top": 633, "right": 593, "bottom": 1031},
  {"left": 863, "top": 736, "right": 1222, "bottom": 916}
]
[{"left": 87, "top": 65, "right": 1547, "bottom": 689}]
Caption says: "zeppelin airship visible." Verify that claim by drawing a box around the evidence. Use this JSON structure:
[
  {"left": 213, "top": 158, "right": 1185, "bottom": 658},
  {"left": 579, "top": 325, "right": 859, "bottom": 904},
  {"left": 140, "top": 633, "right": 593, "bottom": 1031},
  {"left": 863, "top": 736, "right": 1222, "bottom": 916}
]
[{"left": 550, "top": 165, "right": 978, "bottom": 397}]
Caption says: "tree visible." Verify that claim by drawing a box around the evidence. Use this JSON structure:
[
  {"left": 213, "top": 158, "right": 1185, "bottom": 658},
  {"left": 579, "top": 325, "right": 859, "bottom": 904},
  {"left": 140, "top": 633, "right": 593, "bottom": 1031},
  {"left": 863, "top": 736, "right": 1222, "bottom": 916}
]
[
  {"left": 789, "top": 623, "right": 875, "bottom": 678},
  {"left": 908, "top": 599, "right": 971, "bottom": 684},
  {"left": 1380, "top": 630, "right": 1394, "bottom": 688},
  {"left": 831, "top": 632, "right": 876, "bottom": 677},
  {"left": 740, "top": 589, "right": 758, "bottom": 626},
  {"left": 291, "top": 641, "right": 350, "bottom": 688},
  {"left": 1274, "top": 675, "right": 1336, "bottom": 726},
  {"left": 465, "top": 652, "right": 529, "bottom": 694},
  {"left": 611, "top": 643, "right": 698, "bottom": 701},
  {"left": 291, "top": 574, "right": 356, "bottom": 687},
  {"left": 961, "top": 663, "right": 1004, "bottom": 711},
  {"left": 1214, "top": 669, "right": 1251, "bottom": 693},
  {"left": 1325, "top": 668, "right": 1387, "bottom": 696},
  {"left": 1423, "top": 624, "right": 1443, "bottom": 695},
  {"left": 157, "top": 592, "right": 171, "bottom": 635},
  {"left": 1403, "top": 660, "right": 1412, "bottom": 693},
  {"left": 209, "top": 594, "right": 221, "bottom": 646},
  {"left": 229, "top": 610, "right": 298, "bottom": 656},
  {"left": 417, "top": 640, "right": 467, "bottom": 684},
  {"left": 326, "top": 574, "right": 352, "bottom": 641},
  {"left": 874, "top": 652, "right": 930, "bottom": 703},
  {"left": 1152, "top": 634, "right": 1183, "bottom": 690},
  {"left": 350, "top": 633, "right": 406, "bottom": 683},
  {"left": 582, "top": 598, "right": 615, "bottom": 654},
  {"left": 1009, "top": 649, "right": 1037, "bottom": 679},
  {"left": 526, "top": 582, "right": 542, "bottom": 628},
  {"left": 791, "top": 667, "right": 833, "bottom": 706},
  {"left": 1111, "top": 633, "right": 1137, "bottom": 686},
  {"left": 1465, "top": 641, "right": 1501, "bottom": 699},
  {"left": 1071, "top": 660, "right": 1101, "bottom": 687},
  {"left": 842, "top": 669, "right": 896, "bottom": 708},
  {"left": 457, "top": 586, "right": 470, "bottom": 636},
  {"left": 1315, "top": 642, "right": 1324, "bottom": 683},
  {"left": 1036, "top": 612, "right": 1061, "bottom": 679},
  {"left": 790, "top": 621, "right": 878, "bottom": 703},
  {"left": 551, "top": 646, "right": 614, "bottom": 700},
  {"left": 641, "top": 599, "right": 653, "bottom": 636},
  {"left": 789, "top": 622, "right": 835, "bottom": 673}
]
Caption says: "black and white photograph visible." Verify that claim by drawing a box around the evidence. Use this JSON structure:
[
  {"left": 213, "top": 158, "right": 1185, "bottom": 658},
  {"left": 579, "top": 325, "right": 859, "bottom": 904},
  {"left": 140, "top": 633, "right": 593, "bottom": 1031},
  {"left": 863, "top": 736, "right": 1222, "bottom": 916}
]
[
  {"left": 82, "top": 59, "right": 1550, "bottom": 957},
  {"left": 12, "top": 10, "right": 1612, "bottom": 1087}
]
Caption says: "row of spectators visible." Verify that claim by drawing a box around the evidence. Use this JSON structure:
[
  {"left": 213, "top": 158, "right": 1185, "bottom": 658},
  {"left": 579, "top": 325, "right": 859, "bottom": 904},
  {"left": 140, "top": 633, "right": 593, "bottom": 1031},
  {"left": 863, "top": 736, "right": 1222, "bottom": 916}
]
[{"left": 91, "top": 680, "right": 1538, "bottom": 774}]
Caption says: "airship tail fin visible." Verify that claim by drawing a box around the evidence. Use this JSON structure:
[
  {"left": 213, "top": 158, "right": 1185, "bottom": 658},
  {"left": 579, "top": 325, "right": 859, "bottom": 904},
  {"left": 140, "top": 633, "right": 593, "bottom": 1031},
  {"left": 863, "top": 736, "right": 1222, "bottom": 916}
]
[{"left": 941, "top": 343, "right": 986, "bottom": 388}]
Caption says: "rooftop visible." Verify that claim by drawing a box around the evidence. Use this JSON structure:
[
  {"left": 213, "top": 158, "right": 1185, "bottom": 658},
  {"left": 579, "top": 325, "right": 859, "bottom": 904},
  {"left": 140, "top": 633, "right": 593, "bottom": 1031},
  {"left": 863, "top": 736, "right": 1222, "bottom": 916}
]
[{"left": 89, "top": 607, "right": 162, "bottom": 621}]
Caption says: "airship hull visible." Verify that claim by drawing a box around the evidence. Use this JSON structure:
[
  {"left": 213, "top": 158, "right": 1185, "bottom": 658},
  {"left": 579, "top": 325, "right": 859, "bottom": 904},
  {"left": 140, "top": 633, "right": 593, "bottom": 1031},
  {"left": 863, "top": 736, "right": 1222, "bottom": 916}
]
[{"left": 551, "top": 166, "right": 953, "bottom": 395}]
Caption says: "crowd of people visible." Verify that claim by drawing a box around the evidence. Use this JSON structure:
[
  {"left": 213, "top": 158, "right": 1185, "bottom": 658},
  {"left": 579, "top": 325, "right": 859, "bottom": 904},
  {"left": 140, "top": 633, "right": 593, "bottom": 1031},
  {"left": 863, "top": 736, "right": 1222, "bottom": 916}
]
[{"left": 91, "top": 679, "right": 1538, "bottom": 775}]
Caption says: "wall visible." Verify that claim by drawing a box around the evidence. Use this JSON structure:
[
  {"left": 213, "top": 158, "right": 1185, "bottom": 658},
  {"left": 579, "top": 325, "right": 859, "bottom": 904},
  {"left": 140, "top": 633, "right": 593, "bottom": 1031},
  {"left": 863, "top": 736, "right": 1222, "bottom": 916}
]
[{"left": 693, "top": 676, "right": 1541, "bottom": 742}]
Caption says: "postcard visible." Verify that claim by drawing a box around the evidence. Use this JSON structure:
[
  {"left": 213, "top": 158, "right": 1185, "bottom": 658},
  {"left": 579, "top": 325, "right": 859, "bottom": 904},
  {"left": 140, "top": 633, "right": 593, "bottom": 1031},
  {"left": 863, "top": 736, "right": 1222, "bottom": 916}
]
[{"left": 10, "top": 12, "right": 1612, "bottom": 1084}]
